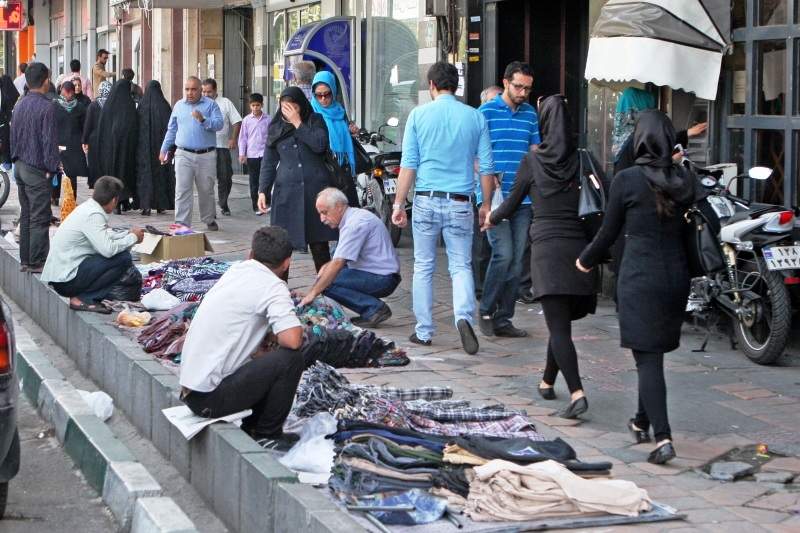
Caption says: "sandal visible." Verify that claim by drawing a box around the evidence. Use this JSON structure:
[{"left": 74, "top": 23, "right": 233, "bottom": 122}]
[{"left": 69, "top": 302, "right": 112, "bottom": 314}]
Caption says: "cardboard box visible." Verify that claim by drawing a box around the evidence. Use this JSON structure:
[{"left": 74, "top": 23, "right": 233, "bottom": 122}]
[{"left": 133, "top": 232, "right": 214, "bottom": 263}]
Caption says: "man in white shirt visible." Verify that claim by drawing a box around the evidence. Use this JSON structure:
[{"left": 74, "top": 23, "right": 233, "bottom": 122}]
[
  {"left": 41, "top": 176, "right": 144, "bottom": 314},
  {"left": 179, "top": 226, "right": 304, "bottom": 450},
  {"left": 13, "top": 63, "right": 26, "bottom": 95},
  {"left": 201, "top": 78, "right": 242, "bottom": 216}
]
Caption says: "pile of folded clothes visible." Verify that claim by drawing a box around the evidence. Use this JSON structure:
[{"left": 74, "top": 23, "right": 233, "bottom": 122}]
[
  {"left": 137, "top": 302, "right": 199, "bottom": 362},
  {"left": 139, "top": 257, "right": 231, "bottom": 302}
]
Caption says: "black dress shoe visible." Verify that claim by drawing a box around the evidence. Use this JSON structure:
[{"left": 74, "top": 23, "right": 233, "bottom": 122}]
[
  {"left": 409, "top": 333, "right": 431, "bottom": 346},
  {"left": 494, "top": 325, "right": 528, "bottom": 338},
  {"left": 517, "top": 291, "right": 535, "bottom": 305},
  {"left": 457, "top": 319, "right": 479, "bottom": 355},
  {"left": 478, "top": 315, "right": 494, "bottom": 336},
  {"left": 556, "top": 396, "right": 588, "bottom": 419},
  {"left": 221, "top": 207, "right": 232, "bottom": 216},
  {"left": 351, "top": 304, "right": 392, "bottom": 328},
  {"left": 538, "top": 385, "right": 556, "bottom": 400},
  {"left": 207, "top": 221, "right": 220, "bottom": 231},
  {"left": 628, "top": 419, "right": 652, "bottom": 444},
  {"left": 647, "top": 442, "right": 676, "bottom": 465}
]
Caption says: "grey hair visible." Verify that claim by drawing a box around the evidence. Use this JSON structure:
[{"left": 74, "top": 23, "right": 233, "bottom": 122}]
[
  {"left": 317, "top": 187, "right": 349, "bottom": 208},
  {"left": 480, "top": 85, "right": 502, "bottom": 104},
  {"left": 293, "top": 61, "right": 316, "bottom": 84}
]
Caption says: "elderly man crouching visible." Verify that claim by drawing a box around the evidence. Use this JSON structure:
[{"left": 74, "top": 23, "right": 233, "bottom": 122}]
[{"left": 300, "top": 188, "right": 400, "bottom": 328}]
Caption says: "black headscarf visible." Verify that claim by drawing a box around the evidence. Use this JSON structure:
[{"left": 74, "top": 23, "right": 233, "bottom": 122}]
[
  {"left": 96, "top": 79, "right": 139, "bottom": 205},
  {"left": 267, "top": 86, "right": 313, "bottom": 147},
  {"left": 633, "top": 109, "right": 694, "bottom": 207},
  {"left": 136, "top": 80, "right": 175, "bottom": 211},
  {"left": 0, "top": 75, "right": 19, "bottom": 116},
  {"left": 533, "top": 95, "right": 580, "bottom": 197}
]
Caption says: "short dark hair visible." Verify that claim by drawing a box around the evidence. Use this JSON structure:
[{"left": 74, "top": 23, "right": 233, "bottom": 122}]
[
  {"left": 122, "top": 68, "right": 134, "bottom": 81},
  {"left": 92, "top": 176, "right": 125, "bottom": 205},
  {"left": 202, "top": 78, "right": 217, "bottom": 91},
  {"left": 503, "top": 61, "right": 533, "bottom": 81},
  {"left": 25, "top": 63, "right": 49, "bottom": 90},
  {"left": 97, "top": 49, "right": 110, "bottom": 59},
  {"left": 70, "top": 59, "right": 81, "bottom": 73},
  {"left": 251, "top": 227, "right": 293, "bottom": 268},
  {"left": 427, "top": 62, "right": 459, "bottom": 93},
  {"left": 18, "top": 63, "right": 26, "bottom": 74},
  {"left": 61, "top": 81, "right": 75, "bottom": 93},
  {"left": 249, "top": 93, "right": 263, "bottom": 104}
]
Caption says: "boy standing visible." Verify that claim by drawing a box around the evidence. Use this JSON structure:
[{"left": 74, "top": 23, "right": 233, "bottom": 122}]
[{"left": 238, "top": 93, "right": 270, "bottom": 215}]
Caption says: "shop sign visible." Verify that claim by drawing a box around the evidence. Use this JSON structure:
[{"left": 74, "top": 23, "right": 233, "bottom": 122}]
[{"left": 0, "top": 1, "right": 23, "bottom": 31}]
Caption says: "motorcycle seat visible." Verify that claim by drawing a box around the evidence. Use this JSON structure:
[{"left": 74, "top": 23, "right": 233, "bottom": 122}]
[{"left": 725, "top": 204, "right": 782, "bottom": 224}]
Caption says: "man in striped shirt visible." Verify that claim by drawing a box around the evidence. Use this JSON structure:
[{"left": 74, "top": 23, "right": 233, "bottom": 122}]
[{"left": 477, "top": 62, "right": 540, "bottom": 338}]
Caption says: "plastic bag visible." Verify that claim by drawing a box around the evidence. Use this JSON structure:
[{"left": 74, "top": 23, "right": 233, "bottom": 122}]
[
  {"left": 105, "top": 265, "right": 143, "bottom": 302},
  {"left": 116, "top": 308, "right": 152, "bottom": 327},
  {"left": 60, "top": 177, "right": 76, "bottom": 221},
  {"left": 490, "top": 188, "right": 504, "bottom": 210},
  {"left": 78, "top": 390, "right": 114, "bottom": 421},
  {"left": 279, "top": 412, "right": 337, "bottom": 475},
  {"left": 141, "top": 288, "right": 181, "bottom": 311}
]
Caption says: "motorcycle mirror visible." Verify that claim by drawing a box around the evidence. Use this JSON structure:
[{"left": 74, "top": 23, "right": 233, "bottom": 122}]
[
  {"left": 700, "top": 177, "right": 717, "bottom": 187},
  {"left": 748, "top": 166, "right": 772, "bottom": 180},
  {"left": 386, "top": 117, "right": 400, "bottom": 127}
]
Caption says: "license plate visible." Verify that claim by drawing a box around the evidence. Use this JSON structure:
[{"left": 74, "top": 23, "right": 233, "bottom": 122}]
[
  {"left": 383, "top": 178, "right": 397, "bottom": 194},
  {"left": 763, "top": 246, "right": 800, "bottom": 270}
]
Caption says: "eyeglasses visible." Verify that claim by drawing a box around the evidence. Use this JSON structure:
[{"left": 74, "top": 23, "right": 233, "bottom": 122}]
[
  {"left": 510, "top": 82, "right": 533, "bottom": 93},
  {"left": 314, "top": 91, "right": 332, "bottom": 100}
]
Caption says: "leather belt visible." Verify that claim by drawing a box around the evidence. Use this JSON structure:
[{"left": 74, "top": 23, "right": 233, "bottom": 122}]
[
  {"left": 415, "top": 190, "right": 471, "bottom": 202},
  {"left": 178, "top": 147, "right": 215, "bottom": 154}
]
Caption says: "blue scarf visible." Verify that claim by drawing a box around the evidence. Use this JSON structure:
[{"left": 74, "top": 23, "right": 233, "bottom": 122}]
[
  {"left": 612, "top": 87, "right": 656, "bottom": 162},
  {"left": 310, "top": 71, "right": 356, "bottom": 176}
]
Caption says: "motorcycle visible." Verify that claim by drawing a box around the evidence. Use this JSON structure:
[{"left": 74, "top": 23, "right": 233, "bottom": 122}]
[
  {"left": 687, "top": 163, "right": 799, "bottom": 365},
  {"left": 355, "top": 117, "right": 407, "bottom": 247},
  {"left": 0, "top": 167, "right": 9, "bottom": 209}
]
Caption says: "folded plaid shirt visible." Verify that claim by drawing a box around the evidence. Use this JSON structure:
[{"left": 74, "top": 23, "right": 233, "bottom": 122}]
[
  {"left": 353, "top": 385, "right": 453, "bottom": 402},
  {"left": 403, "top": 400, "right": 525, "bottom": 422}
]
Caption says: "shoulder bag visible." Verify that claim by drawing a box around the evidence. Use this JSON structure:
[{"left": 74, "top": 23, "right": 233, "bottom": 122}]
[
  {"left": 684, "top": 199, "right": 726, "bottom": 277},
  {"left": 577, "top": 148, "right": 606, "bottom": 238},
  {"left": 323, "top": 150, "right": 355, "bottom": 195}
]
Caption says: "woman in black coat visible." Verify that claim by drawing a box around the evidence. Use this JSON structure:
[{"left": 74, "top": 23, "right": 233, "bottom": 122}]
[
  {"left": 487, "top": 95, "right": 603, "bottom": 419},
  {"left": 0, "top": 74, "right": 19, "bottom": 168},
  {"left": 96, "top": 79, "right": 139, "bottom": 211},
  {"left": 136, "top": 80, "right": 175, "bottom": 215},
  {"left": 258, "top": 86, "right": 337, "bottom": 276},
  {"left": 83, "top": 80, "right": 112, "bottom": 188},
  {"left": 52, "top": 81, "right": 89, "bottom": 203},
  {"left": 577, "top": 110, "right": 696, "bottom": 465}
]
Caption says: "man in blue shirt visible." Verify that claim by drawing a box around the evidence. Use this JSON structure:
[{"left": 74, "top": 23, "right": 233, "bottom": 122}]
[
  {"left": 478, "top": 62, "right": 540, "bottom": 338},
  {"left": 160, "top": 77, "right": 224, "bottom": 230},
  {"left": 392, "top": 62, "right": 495, "bottom": 355}
]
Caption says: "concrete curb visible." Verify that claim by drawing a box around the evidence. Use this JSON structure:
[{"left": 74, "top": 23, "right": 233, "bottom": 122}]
[
  {"left": 0, "top": 241, "right": 366, "bottom": 533},
  {"left": 13, "top": 321, "right": 198, "bottom": 533}
]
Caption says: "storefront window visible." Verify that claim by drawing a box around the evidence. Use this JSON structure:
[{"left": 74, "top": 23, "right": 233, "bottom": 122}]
[
  {"left": 759, "top": 0, "right": 787, "bottom": 25},
  {"left": 586, "top": 84, "right": 620, "bottom": 173},
  {"left": 755, "top": 129, "right": 785, "bottom": 204},
  {"left": 757, "top": 40, "right": 786, "bottom": 115}
]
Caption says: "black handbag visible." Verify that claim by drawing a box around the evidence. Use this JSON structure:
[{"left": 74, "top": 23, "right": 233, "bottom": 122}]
[
  {"left": 577, "top": 148, "right": 606, "bottom": 239},
  {"left": 685, "top": 199, "right": 725, "bottom": 277},
  {"left": 352, "top": 140, "right": 373, "bottom": 175},
  {"left": 323, "top": 151, "right": 353, "bottom": 191}
]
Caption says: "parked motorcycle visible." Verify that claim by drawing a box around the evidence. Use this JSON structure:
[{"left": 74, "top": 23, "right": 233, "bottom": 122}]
[
  {"left": 355, "top": 117, "right": 407, "bottom": 247},
  {"left": 686, "top": 164, "right": 798, "bottom": 365},
  {"left": 0, "top": 168, "right": 9, "bottom": 209}
]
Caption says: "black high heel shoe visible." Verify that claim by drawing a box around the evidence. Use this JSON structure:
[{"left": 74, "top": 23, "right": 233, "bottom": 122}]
[
  {"left": 141, "top": 209, "right": 151, "bottom": 216},
  {"left": 627, "top": 419, "right": 652, "bottom": 444},
  {"left": 537, "top": 385, "right": 556, "bottom": 401},
  {"left": 647, "top": 441, "right": 676, "bottom": 465},
  {"left": 556, "top": 396, "right": 588, "bottom": 419}
]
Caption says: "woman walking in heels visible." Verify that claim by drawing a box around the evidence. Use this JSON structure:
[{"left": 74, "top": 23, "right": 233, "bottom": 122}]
[
  {"left": 577, "top": 109, "right": 696, "bottom": 464},
  {"left": 485, "top": 95, "right": 602, "bottom": 419}
]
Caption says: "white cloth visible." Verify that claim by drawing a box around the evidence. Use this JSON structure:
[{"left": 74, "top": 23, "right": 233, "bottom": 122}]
[
  {"left": 179, "top": 260, "right": 301, "bottom": 392},
  {"left": 214, "top": 96, "right": 243, "bottom": 149},
  {"left": 41, "top": 199, "right": 138, "bottom": 284},
  {"left": 13, "top": 74, "right": 25, "bottom": 95}
]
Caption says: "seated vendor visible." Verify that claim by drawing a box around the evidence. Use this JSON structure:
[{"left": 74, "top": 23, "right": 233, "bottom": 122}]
[
  {"left": 41, "top": 176, "right": 144, "bottom": 314},
  {"left": 179, "top": 226, "right": 304, "bottom": 451},
  {"left": 300, "top": 187, "right": 400, "bottom": 328}
]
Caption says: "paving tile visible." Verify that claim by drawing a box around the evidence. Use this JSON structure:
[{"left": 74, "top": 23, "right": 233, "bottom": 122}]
[
  {"left": 700, "top": 521, "right": 768, "bottom": 532},
  {"left": 672, "top": 439, "right": 730, "bottom": 462},
  {"left": 702, "top": 433, "right": 755, "bottom": 449},
  {"left": 693, "top": 483, "right": 771, "bottom": 507},
  {"left": 658, "top": 496, "right": 718, "bottom": 511},
  {"left": 711, "top": 382, "right": 759, "bottom": 393},
  {"left": 467, "top": 363, "right": 522, "bottom": 377},
  {"left": 726, "top": 506, "right": 791, "bottom": 524},
  {"left": 530, "top": 415, "right": 581, "bottom": 427},
  {"left": 747, "top": 492, "right": 800, "bottom": 513},
  {"left": 729, "top": 389, "right": 777, "bottom": 400},
  {"left": 764, "top": 516, "right": 800, "bottom": 532},
  {"left": 762, "top": 456, "right": 800, "bottom": 474},
  {"left": 630, "top": 462, "right": 685, "bottom": 476},
  {"left": 682, "top": 506, "right": 742, "bottom": 524}
]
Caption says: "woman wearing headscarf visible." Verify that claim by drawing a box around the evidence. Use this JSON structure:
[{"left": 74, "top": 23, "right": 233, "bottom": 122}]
[
  {"left": 95, "top": 79, "right": 139, "bottom": 211},
  {"left": 577, "top": 110, "right": 697, "bottom": 465},
  {"left": 310, "top": 70, "right": 359, "bottom": 206},
  {"left": 83, "top": 80, "right": 112, "bottom": 188},
  {"left": 52, "top": 80, "right": 89, "bottom": 203},
  {"left": 0, "top": 74, "right": 20, "bottom": 168},
  {"left": 258, "top": 87, "right": 337, "bottom": 277},
  {"left": 136, "top": 80, "right": 175, "bottom": 215},
  {"left": 486, "top": 96, "right": 605, "bottom": 419}
]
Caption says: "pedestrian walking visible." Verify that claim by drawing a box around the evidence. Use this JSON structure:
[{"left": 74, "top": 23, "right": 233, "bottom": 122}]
[
  {"left": 10, "top": 62, "right": 60, "bottom": 273},
  {"left": 56, "top": 59, "right": 92, "bottom": 100},
  {"left": 137, "top": 80, "right": 175, "bottom": 215},
  {"left": 311, "top": 70, "right": 360, "bottom": 206},
  {"left": 52, "top": 80, "right": 89, "bottom": 204},
  {"left": 477, "top": 62, "right": 540, "bottom": 338},
  {"left": 292, "top": 61, "right": 316, "bottom": 101},
  {"left": 486, "top": 96, "right": 603, "bottom": 419},
  {"left": 82, "top": 81, "right": 112, "bottom": 188},
  {"left": 92, "top": 49, "right": 114, "bottom": 93},
  {"left": 391, "top": 62, "right": 495, "bottom": 354},
  {"left": 201, "top": 78, "right": 241, "bottom": 216},
  {"left": 238, "top": 92, "right": 269, "bottom": 214},
  {"left": 160, "top": 77, "right": 223, "bottom": 230},
  {"left": 577, "top": 110, "right": 697, "bottom": 464},
  {"left": 257, "top": 87, "right": 337, "bottom": 277},
  {"left": 122, "top": 68, "right": 143, "bottom": 104},
  {"left": 0, "top": 74, "right": 20, "bottom": 170},
  {"left": 70, "top": 76, "right": 91, "bottom": 107},
  {"left": 96, "top": 79, "right": 139, "bottom": 211}
]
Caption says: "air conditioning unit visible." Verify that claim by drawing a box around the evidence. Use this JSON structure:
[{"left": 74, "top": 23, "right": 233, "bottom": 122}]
[{"left": 426, "top": 0, "right": 448, "bottom": 17}]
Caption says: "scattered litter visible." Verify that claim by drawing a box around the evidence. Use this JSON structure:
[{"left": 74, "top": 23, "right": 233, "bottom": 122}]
[
  {"left": 116, "top": 309, "right": 152, "bottom": 328},
  {"left": 141, "top": 288, "right": 181, "bottom": 311},
  {"left": 78, "top": 390, "right": 114, "bottom": 421},
  {"left": 409, "top": 356, "right": 445, "bottom": 362},
  {"left": 279, "top": 412, "right": 337, "bottom": 477},
  {"left": 207, "top": 239, "right": 230, "bottom": 245},
  {"left": 163, "top": 405, "right": 251, "bottom": 440}
]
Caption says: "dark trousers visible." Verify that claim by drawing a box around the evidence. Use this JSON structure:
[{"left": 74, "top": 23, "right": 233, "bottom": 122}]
[
  {"left": 472, "top": 206, "right": 491, "bottom": 298},
  {"left": 632, "top": 350, "right": 672, "bottom": 442},
  {"left": 51, "top": 252, "right": 133, "bottom": 303},
  {"left": 540, "top": 295, "right": 584, "bottom": 393},
  {"left": 246, "top": 157, "right": 262, "bottom": 211},
  {"left": 184, "top": 348, "right": 305, "bottom": 438},
  {"left": 216, "top": 148, "right": 233, "bottom": 210},
  {"left": 324, "top": 267, "right": 400, "bottom": 318},
  {"left": 15, "top": 161, "right": 52, "bottom": 267},
  {"left": 281, "top": 242, "right": 331, "bottom": 282}
]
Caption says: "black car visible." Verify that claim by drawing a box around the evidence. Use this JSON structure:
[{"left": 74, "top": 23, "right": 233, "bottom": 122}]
[{"left": 0, "top": 298, "right": 19, "bottom": 518}]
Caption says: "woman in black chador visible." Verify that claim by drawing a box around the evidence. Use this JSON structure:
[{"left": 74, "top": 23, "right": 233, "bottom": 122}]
[
  {"left": 0, "top": 74, "right": 19, "bottom": 168},
  {"left": 83, "top": 80, "right": 111, "bottom": 188},
  {"left": 578, "top": 110, "right": 696, "bottom": 465},
  {"left": 136, "top": 80, "right": 175, "bottom": 215},
  {"left": 95, "top": 79, "right": 139, "bottom": 211}
]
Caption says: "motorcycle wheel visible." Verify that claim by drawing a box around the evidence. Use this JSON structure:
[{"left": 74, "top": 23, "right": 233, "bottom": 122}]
[
  {"left": 734, "top": 261, "right": 791, "bottom": 365},
  {"left": 0, "top": 170, "right": 9, "bottom": 209}
]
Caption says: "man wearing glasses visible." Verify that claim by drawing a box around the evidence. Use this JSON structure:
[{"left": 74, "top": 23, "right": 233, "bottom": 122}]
[{"left": 477, "top": 62, "right": 540, "bottom": 338}]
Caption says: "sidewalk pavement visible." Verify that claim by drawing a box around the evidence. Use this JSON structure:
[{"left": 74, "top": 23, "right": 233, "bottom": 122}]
[{"left": 2, "top": 176, "right": 800, "bottom": 532}]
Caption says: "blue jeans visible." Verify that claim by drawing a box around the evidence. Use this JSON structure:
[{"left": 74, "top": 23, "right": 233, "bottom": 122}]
[
  {"left": 411, "top": 195, "right": 475, "bottom": 341},
  {"left": 480, "top": 205, "right": 532, "bottom": 328},
  {"left": 51, "top": 251, "right": 133, "bottom": 303},
  {"left": 324, "top": 267, "right": 401, "bottom": 318}
]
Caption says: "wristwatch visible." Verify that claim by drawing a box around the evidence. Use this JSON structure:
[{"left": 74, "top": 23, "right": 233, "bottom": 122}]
[{"left": 392, "top": 203, "right": 402, "bottom": 211}]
